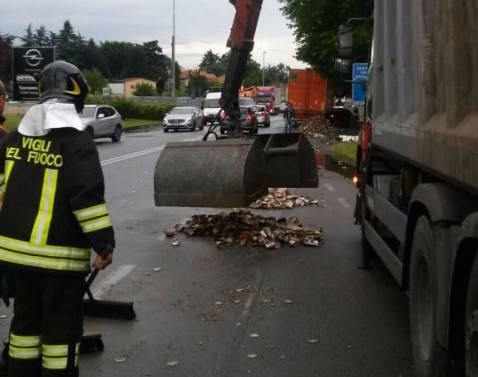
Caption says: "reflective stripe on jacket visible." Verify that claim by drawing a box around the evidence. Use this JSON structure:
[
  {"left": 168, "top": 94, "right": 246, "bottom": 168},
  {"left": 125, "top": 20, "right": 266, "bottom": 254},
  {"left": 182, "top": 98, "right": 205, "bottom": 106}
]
[{"left": 0, "top": 129, "right": 115, "bottom": 273}]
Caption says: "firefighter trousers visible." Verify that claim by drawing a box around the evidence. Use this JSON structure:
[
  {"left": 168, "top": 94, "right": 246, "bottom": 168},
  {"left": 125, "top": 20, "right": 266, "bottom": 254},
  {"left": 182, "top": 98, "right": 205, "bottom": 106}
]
[{"left": 7, "top": 268, "right": 85, "bottom": 377}]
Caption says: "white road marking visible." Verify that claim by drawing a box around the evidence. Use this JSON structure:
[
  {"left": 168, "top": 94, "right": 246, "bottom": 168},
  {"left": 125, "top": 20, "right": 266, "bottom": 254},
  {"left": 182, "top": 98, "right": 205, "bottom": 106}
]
[
  {"left": 90, "top": 264, "right": 136, "bottom": 299},
  {"left": 337, "top": 197, "right": 351, "bottom": 208},
  {"left": 101, "top": 147, "right": 164, "bottom": 166},
  {"left": 100, "top": 136, "right": 202, "bottom": 166},
  {"left": 324, "top": 183, "right": 336, "bottom": 192}
]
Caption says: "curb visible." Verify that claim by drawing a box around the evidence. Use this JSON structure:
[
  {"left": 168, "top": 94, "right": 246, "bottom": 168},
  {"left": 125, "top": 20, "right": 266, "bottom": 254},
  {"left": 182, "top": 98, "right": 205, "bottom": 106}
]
[
  {"left": 124, "top": 124, "right": 162, "bottom": 133},
  {"left": 315, "top": 151, "right": 355, "bottom": 179}
]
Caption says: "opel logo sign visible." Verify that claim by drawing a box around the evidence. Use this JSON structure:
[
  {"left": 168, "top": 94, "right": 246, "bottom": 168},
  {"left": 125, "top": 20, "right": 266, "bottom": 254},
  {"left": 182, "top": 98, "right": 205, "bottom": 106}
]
[{"left": 23, "top": 49, "right": 44, "bottom": 67}]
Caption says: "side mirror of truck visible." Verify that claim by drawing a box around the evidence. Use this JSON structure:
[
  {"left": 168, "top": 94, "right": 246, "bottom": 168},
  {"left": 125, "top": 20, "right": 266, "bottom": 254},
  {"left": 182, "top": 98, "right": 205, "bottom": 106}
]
[{"left": 337, "top": 24, "right": 354, "bottom": 58}]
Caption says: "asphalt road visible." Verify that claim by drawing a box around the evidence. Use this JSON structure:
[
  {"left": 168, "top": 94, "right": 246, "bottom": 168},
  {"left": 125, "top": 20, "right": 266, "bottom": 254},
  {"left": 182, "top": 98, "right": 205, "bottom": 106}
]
[{"left": 0, "top": 115, "right": 415, "bottom": 377}]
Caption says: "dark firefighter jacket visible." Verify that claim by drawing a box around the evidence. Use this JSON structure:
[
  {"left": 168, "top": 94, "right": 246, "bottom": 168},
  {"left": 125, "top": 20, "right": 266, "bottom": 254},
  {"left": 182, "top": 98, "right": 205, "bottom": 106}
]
[{"left": 0, "top": 128, "right": 115, "bottom": 274}]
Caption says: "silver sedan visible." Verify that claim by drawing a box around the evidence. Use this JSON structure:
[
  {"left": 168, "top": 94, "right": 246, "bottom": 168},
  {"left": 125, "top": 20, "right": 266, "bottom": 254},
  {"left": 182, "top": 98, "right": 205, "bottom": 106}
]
[
  {"left": 80, "top": 105, "right": 123, "bottom": 142},
  {"left": 163, "top": 107, "right": 203, "bottom": 132}
]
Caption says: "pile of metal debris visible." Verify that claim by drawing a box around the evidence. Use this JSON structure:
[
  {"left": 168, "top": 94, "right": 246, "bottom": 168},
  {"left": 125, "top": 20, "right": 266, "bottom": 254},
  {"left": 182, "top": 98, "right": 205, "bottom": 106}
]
[
  {"left": 301, "top": 116, "right": 333, "bottom": 140},
  {"left": 168, "top": 210, "right": 323, "bottom": 249},
  {"left": 301, "top": 116, "right": 359, "bottom": 145},
  {"left": 249, "top": 188, "right": 320, "bottom": 209}
]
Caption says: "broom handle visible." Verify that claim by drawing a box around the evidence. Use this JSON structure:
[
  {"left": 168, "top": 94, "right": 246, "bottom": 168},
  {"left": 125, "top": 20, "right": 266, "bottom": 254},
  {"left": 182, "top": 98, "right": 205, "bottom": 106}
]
[{"left": 85, "top": 268, "right": 99, "bottom": 300}]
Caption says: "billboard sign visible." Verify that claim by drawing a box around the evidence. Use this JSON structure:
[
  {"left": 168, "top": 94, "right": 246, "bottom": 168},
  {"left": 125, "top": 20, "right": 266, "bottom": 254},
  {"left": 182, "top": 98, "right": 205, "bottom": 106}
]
[
  {"left": 12, "top": 47, "right": 55, "bottom": 101},
  {"left": 352, "top": 62, "right": 368, "bottom": 103}
]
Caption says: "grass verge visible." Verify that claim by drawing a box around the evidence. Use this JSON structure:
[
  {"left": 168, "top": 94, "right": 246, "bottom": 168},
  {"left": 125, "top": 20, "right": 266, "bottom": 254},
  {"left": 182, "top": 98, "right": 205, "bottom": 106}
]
[
  {"left": 332, "top": 142, "right": 357, "bottom": 166},
  {"left": 122, "top": 118, "right": 161, "bottom": 129},
  {"left": 3, "top": 114, "right": 22, "bottom": 131}
]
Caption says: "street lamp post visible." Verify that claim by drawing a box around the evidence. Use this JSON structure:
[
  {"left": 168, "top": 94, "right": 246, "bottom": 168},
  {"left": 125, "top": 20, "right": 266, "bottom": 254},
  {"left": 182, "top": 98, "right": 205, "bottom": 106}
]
[
  {"left": 171, "top": 0, "right": 176, "bottom": 99},
  {"left": 262, "top": 51, "right": 267, "bottom": 86}
]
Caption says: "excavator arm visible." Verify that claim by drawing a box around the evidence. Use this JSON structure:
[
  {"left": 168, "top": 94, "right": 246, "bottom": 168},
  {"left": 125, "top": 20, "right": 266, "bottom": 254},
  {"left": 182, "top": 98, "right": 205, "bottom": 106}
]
[
  {"left": 153, "top": 0, "right": 318, "bottom": 208},
  {"left": 220, "top": 0, "right": 263, "bottom": 118}
]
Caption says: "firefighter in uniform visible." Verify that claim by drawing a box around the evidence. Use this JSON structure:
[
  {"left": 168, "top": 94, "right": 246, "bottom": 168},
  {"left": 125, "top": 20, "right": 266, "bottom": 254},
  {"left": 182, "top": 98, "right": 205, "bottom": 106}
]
[
  {"left": 0, "top": 61, "right": 115, "bottom": 377},
  {"left": 0, "top": 79, "right": 8, "bottom": 137}
]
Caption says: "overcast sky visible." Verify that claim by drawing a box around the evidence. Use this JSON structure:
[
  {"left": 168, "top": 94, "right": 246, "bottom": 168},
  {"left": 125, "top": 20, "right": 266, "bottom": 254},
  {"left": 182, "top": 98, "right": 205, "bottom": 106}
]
[{"left": 1, "top": 0, "right": 308, "bottom": 70}]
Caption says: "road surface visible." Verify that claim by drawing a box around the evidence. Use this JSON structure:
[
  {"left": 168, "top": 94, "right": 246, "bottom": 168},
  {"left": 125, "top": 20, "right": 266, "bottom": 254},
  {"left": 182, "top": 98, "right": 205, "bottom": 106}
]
[{"left": 0, "top": 115, "right": 415, "bottom": 377}]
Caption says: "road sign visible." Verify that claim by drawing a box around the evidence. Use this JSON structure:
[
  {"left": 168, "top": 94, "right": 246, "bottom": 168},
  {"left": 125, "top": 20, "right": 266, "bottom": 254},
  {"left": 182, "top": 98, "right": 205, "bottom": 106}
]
[
  {"left": 352, "top": 63, "right": 368, "bottom": 103},
  {"left": 12, "top": 47, "right": 55, "bottom": 101}
]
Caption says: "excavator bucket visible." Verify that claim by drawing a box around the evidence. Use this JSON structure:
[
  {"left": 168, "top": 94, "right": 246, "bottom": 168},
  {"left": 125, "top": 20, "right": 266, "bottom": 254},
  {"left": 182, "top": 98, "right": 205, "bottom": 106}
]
[
  {"left": 154, "top": 133, "right": 318, "bottom": 208},
  {"left": 260, "top": 133, "right": 318, "bottom": 188}
]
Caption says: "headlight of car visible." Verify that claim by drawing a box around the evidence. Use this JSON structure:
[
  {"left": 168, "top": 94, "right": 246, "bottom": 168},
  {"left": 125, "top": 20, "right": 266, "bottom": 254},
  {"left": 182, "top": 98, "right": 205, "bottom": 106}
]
[
  {"left": 163, "top": 118, "right": 169, "bottom": 125},
  {"left": 185, "top": 117, "right": 193, "bottom": 124}
]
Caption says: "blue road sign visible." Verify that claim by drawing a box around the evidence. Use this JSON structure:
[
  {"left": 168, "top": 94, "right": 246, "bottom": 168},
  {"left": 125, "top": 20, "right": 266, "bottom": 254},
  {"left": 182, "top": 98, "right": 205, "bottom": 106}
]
[{"left": 352, "top": 63, "right": 368, "bottom": 103}]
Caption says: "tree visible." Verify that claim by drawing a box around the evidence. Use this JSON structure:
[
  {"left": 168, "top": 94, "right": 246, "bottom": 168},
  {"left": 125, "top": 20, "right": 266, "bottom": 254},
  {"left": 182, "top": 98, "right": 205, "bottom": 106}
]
[
  {"left": 133, "top": 82, "right": 156, "bottom": 96},
  {"left": 83, "top": 68, "right": 108, "bottom": 95},
  {"left": 264, "top": 63, "right": 290, "bottom": 85},
  {"left": 33, "top": 26, "right": 51, "bottom": 47},
  {"left": 200, "top": 50, "right": 220, "bottom": 69},
  {"left": 279, "top": 0, "right": 373, "bottom": 80},
  {"left": 20, "top": 24, "right": 35, "bottom": 47},
  {"left": 199, "top": 50, "right": 226, "bottom": 76},
  {"left": 101, "top": 40, "right": 171, "bottom": 90},
  {"left": 186, "top": 70, "right": 210, "bottom": 97},
  {"left": 141, "top": 41, "right": 169, "bottom": 86},
  {"left": 243, "top": 58, "right": 262, "bottom": 87},
  {"left": 82, "top": 39, "right": 109, "bottom": 77},
  {"left": 0, "top": 33, "right": 14, "bottom": 84},
  {"left": 55, "top": 20, "right": 86, "bottom": 67}
]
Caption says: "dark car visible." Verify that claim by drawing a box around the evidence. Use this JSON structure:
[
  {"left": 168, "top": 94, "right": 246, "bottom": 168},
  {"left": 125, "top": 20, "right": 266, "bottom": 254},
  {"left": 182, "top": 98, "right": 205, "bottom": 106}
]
[{"left": 220, "top": 106, "right": 258, "bottom": 135}]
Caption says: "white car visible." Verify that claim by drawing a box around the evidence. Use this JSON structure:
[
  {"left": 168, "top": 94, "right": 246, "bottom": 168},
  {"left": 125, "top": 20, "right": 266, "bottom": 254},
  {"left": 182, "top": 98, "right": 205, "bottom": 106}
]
[{"left": 80, "top": 105, "right": 123, "bottom": 142}]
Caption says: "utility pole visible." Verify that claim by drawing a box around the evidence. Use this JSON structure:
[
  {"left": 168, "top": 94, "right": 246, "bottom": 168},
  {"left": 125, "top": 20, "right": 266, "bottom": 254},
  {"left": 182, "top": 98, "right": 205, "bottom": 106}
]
[
  {"left": 171, "top": 0, "right": 176, "bottom": 99},
  {"left": 262, "top": 51, "right": 267, "bottom": 86}
]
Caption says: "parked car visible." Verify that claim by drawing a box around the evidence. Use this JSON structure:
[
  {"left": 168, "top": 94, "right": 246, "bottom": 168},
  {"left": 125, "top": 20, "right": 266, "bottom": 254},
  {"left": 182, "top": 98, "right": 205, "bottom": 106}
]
[
  {"left": 163, "top": 107, "right": 203, "bottom": 132},
  {"left": 80, "top": 105, "right": 123, "bottom": 142},
  {"left": 255, "top": 105, "right": 271, "bottom": 127},
  {"left": 220, "top": 106, "right": 258, "bottom": 135}
]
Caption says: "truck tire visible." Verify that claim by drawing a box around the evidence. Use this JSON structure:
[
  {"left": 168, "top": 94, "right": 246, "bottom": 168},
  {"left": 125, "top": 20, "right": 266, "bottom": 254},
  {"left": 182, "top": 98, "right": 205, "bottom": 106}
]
[
  {"left": 409, "top": 216, "right": 448, "bottom": 377},
  {"left": 466, "top": 254, "right": 478, "bottom": 377}
]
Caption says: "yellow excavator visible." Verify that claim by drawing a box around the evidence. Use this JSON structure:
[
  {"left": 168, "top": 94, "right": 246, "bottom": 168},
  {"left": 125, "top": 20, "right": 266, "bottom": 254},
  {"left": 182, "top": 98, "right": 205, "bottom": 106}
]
[{"left": 154, "top": 0, "right": 318, "bottom": 208}]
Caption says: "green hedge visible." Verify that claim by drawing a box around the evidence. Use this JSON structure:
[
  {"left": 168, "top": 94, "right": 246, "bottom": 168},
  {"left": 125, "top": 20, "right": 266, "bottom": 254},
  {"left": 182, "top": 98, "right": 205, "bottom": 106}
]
[{"left": 85, "top": 96, "right": 174, "bottom": 120}]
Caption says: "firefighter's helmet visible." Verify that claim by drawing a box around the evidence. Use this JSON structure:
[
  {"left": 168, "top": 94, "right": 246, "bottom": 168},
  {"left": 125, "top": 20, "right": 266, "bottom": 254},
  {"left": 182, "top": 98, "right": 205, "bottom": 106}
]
[{"left": 38, "top": 60, "right": 89, "bottom": 113}]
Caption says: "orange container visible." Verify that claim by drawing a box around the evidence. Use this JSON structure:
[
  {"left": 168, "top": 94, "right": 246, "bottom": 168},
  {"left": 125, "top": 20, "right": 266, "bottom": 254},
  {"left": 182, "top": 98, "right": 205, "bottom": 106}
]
[{"left": 288, "top": 69, "right": 328, "bottom": 119}]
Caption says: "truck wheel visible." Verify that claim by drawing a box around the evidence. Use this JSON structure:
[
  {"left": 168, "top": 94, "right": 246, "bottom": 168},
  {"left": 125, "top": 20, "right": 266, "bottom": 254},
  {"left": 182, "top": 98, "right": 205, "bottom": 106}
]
[
  {"left": 466, "top": 255, "right": 478, "bottom": 377},
  {"left": 409, "top": 216, "right": 448, "bottom": 377}
]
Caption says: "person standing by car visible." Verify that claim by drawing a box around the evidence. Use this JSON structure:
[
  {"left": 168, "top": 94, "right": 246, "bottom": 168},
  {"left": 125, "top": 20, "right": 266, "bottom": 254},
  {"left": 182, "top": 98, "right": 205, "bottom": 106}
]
[
  {"left": 0, "top": 61, "right": 115, "bottom": 377},
  {"left": 283, "top": 102, "right": 296, "bottom": 133},
  {"left": 0, "top": 79, "right": 8, "bottom": 137}
]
